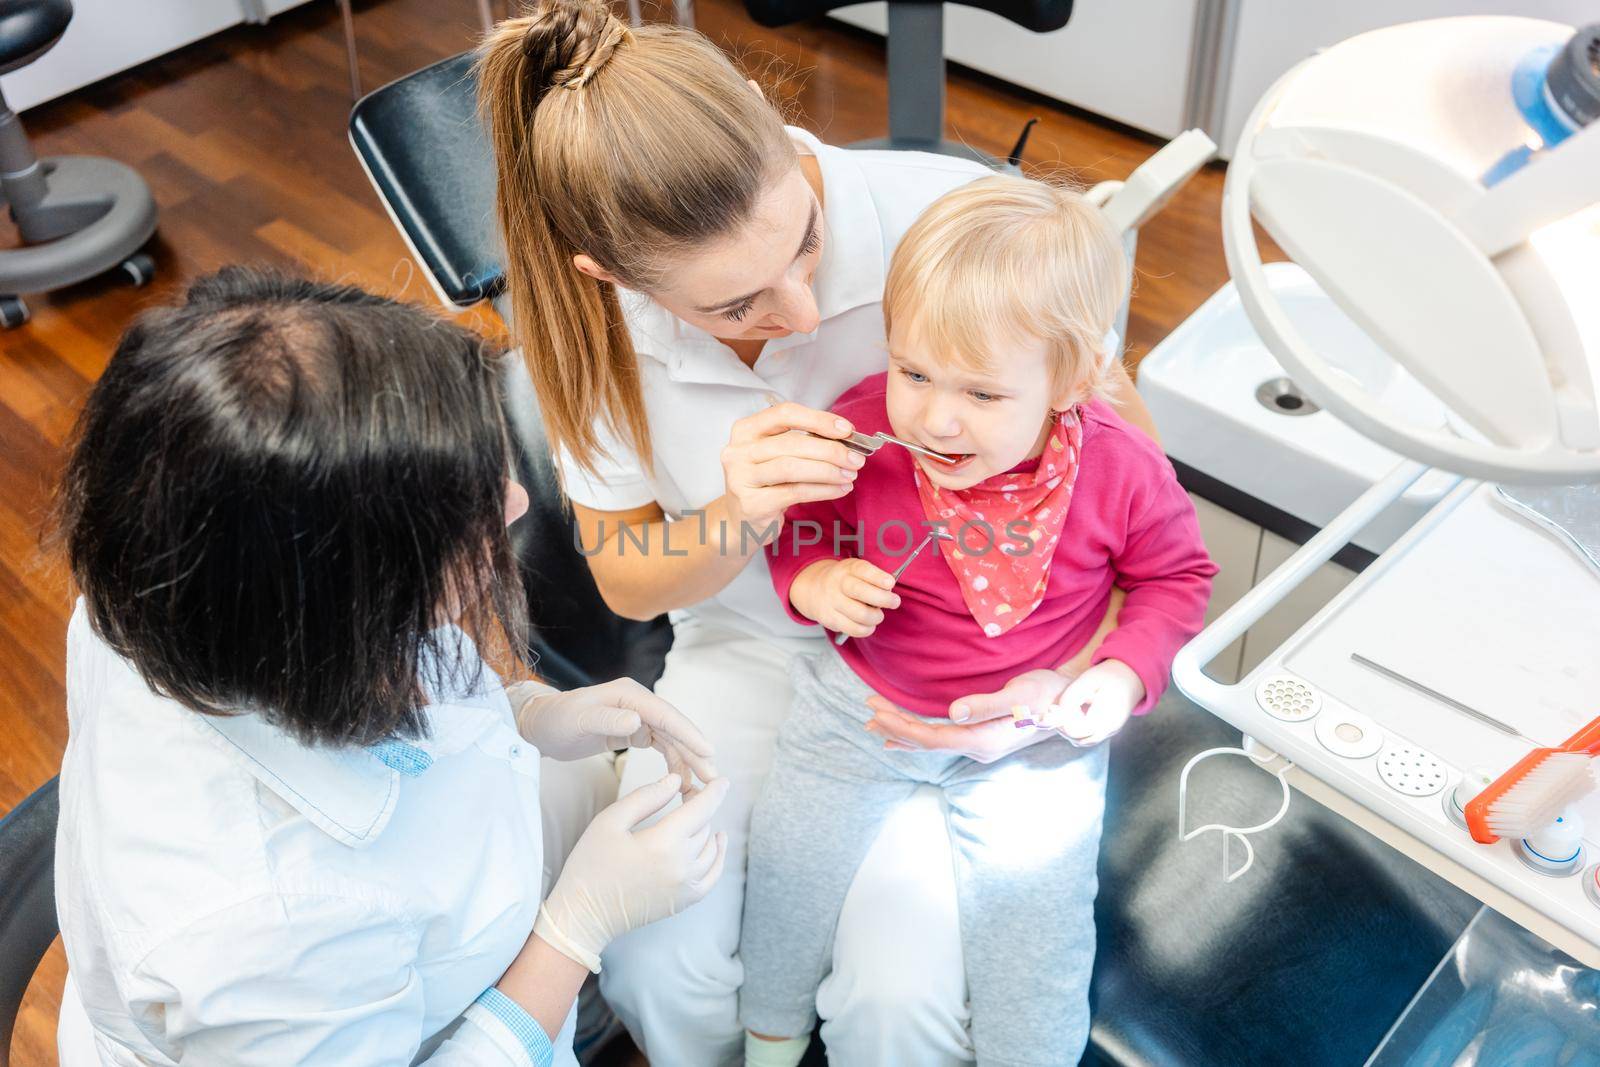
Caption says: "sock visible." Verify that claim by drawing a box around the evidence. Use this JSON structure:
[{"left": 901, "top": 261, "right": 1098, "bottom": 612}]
[{"left": 744, "top": 1031, "right": 811, "bottom": 1067}]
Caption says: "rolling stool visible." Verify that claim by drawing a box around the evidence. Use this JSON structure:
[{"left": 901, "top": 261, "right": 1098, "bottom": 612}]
[
  {"left": 744, "top": 0, "right": 1073, "bottom": 162},
  {"left": 0, "top": 0, "right": 158, "bottom": 327}
]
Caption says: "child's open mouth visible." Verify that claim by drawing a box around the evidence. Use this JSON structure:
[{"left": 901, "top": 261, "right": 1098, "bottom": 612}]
[{"left": 925, "top": 452, "right": 976, "bottom": 474}]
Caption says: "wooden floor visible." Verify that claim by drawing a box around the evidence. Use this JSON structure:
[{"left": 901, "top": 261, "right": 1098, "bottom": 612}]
[{"left": 0, "top": 0, "right": 1242, "bottom": 1061}]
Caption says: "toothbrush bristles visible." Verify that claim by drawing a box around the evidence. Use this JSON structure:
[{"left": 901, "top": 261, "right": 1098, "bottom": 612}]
[{"left": 1483, "top": 752, "right": 1597, "bottom": 836}]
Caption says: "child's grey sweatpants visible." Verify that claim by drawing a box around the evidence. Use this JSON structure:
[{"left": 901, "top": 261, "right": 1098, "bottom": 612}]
[{"left": 738, "top": 648, "right": 1109, "bottom": 1067}]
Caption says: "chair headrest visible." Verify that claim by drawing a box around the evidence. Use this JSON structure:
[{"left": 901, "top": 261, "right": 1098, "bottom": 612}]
[{"left": 349, "top": 52, "right": 503, "bottom": 309}]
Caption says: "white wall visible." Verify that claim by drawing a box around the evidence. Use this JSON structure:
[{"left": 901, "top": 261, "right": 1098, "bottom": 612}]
[
  {"left": 827, "top": 1, "right": 1597, "bottom": 151},
  {"left": 1215, "top": 0, "right": 1598, "bottom": 155}
]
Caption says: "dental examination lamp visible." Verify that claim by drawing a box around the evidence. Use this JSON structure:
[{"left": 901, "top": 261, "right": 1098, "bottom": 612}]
[
  {"left": 1225, "top": 17, "right": 1600, "bottom": 484},
  {"left": 1172, "top": 17, "right": 1600, "bottom": 968}
]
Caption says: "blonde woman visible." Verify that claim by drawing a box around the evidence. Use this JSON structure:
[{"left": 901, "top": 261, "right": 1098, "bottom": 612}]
[{"left": 477, "top": 5, "right": 1159, "bottom": 1064}]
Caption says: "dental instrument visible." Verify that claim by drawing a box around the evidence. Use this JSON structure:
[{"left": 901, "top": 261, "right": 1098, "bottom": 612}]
[
  {"left": 829, "top": 429, "right": 962, "bottom": 467},
  {"left": 831, "top": 528, "right": 953, "bottom": 646},
  {"left": 1465, "top": 716, "right": 1600, "bottom": 844},
  {"left": 888, "top": 528, "right": 953, "bottom": 580},
  {"left": 763, "top": 391, "right": 962, "bottom": 466},
  {"left": 1349, "top": 653, "right": 1539, "bottom": 747}
]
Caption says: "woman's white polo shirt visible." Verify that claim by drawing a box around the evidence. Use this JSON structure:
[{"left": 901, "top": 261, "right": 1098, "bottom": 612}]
[{"left": 556, "top": 129, "right": 988, "bottom": 640}]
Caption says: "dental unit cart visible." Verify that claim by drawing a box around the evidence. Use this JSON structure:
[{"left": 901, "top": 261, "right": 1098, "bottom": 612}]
[{"left": 1168, "top": 16, "right": 1600, "bottom": 969}]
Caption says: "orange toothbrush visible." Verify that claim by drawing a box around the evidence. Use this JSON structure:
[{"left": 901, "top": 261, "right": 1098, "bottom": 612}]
[{"left": 1464, "top": 714, "right": 1600, "bottom": 844}]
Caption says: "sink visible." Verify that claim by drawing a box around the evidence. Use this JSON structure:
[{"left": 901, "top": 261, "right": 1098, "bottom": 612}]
[{"left": 1138, "top": 262, "right": 1459, "bottom": 554}]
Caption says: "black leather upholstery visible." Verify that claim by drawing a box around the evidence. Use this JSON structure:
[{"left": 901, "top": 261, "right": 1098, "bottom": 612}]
[
  {"left": 1084, "top": 698, "right": 1477, "bottom": 1066},
  {"left": 746, "top": 0, "right": 1071, "bottom": 35},
  {"left": 349, "top": 52, "right": 503, "bottom": 309},
  {"left": 498, "top": 350, "right": 673, "bottom": 693},
  {"left": 0, "top": 0, "right": 71, "bottom": 73},
  {"left": 0, "top": 777, "right": 59, "bottom": 1067}
]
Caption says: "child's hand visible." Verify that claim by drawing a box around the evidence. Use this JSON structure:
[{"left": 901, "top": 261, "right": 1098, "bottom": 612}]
[
  {"left": 1037, "top": 660, "right": 1143, "bottom": 746},
  {"left": 790, "top": 558, "right": 902, "bottom": 639}
]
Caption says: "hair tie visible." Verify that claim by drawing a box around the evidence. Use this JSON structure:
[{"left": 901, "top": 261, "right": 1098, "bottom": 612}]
[{"left": 561, "top": 15, "right": 630, "bottom": 91}]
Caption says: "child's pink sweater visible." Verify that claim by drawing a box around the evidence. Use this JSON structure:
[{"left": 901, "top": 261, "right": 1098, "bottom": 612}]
[{"left": 766, "top": 373, "right": 1217, "bottom": 717}]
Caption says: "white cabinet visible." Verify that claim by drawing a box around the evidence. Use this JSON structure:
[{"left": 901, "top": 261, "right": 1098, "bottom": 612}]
[
  {"left": 1, "top": 0, "right": 316, "bottom": 112},
  {"left": 1185, "top": 498, "right": 1356, "bottom": 685},
  {"left": 1237, "top": 530, "right": 1353, "bottom": 679},
  {"left": 824, "top": 0, "right": 1597, "bottom": 155},
  {"left": 829, "top": 0, "right": 1203, "bottom": 139},
  {"left": 1189, "top": 492, "right": 1255, "bottom": 684}
]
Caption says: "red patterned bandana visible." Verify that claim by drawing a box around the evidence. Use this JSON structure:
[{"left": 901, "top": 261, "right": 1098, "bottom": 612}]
[{"left": 912, "top": 410, "right": 1084, "bottom": 637}]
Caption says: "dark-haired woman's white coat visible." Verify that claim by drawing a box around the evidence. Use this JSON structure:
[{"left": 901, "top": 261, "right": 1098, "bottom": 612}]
[{"left": 54, "top": 601, "right": 613, "bottom": 1066}]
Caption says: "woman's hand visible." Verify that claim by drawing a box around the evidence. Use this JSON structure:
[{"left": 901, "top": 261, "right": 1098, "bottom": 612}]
[
  {"left": 863, "top": 695, "right": 1046, "bottom": 764},
  {"left": 720, "top": 402, "right": 865, "bottom": 537},
  {"left": 534, "top": 774, "right": 730, "bottom": 972},
  {"left": 864, "top": 668, "right": 1071, "bottom": 763},
  {"left": 509, "top": 678, "right": 718, "bottom": 792},
  {"left": 790, "top": 558, "right": 901, "bottom": 638}
]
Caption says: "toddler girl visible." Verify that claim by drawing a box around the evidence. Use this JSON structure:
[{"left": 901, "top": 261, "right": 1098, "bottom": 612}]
[{"left": 738, "top": 175, "right": 1217, "bottom": 1067}]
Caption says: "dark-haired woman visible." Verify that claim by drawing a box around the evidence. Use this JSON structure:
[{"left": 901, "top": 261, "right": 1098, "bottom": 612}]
[{"left": 53, "top": 269, "right": 728, "bottom": 1066}]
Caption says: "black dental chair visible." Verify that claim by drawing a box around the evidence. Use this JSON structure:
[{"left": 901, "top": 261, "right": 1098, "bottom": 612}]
[
  {"left": 1086, "top": 697, "right": 1479, "bottom": 1067},
  {"left": 348, "top": 55, "right": 1481, "bottom": 1066}
]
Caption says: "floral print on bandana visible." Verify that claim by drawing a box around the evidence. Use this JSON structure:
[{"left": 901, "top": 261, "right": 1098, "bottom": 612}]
[{"left": 912, "top": 409, "right": 1084, "bottom": 638}]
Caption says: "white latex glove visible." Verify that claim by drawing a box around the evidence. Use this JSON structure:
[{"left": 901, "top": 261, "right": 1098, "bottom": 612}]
[
  {"left": 508, "top": 678, "right": 718, "bottom": 793},
  {"left": 535, "top": 773, "right": 730, "bottom": 972},
  {"left": 1037, "top": 659, "right": 1144, "bottom": 746}
]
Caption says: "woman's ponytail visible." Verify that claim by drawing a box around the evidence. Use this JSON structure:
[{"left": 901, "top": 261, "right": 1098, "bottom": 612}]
[
  {"left": 476, "top": 0, "right": 793, "bottom": 479},
  {"left": 477, "top": 4, "right": 645, "bottom": 476}
]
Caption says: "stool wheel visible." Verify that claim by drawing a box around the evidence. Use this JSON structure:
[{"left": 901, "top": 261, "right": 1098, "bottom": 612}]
[
  {"left": 119, "top": 252, "right": 155, "bottom": 287},
  {"left": 0, "top": 295, "right": 29, "bottom": 328}
]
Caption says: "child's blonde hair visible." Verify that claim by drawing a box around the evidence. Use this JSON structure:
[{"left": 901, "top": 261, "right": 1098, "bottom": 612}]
[{"left": 884, "top": 174, "right": 1126, "bottom": 402}]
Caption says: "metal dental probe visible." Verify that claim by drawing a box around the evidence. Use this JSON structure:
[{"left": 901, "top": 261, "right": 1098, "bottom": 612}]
[
  {"left": 1349, "top": 652, "right": 1542, "bottom": 746},
  {"left": 833, "top": 529, "right": 952, "bottom": 646}
]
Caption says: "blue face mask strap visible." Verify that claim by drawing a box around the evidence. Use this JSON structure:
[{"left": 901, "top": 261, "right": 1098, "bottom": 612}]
[{"left": 1177, "top": 746, "right": 1295, "bottom": 883}]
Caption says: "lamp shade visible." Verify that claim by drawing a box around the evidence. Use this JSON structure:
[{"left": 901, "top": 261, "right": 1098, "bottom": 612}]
[{"left": 1223, "top": 17, "right": 1600, "bottom": 482}]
